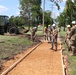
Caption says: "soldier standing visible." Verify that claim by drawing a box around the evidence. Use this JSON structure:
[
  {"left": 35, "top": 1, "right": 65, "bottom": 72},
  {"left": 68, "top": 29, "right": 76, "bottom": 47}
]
[
  {"left": 44, "top": 26, "right": 48, "bottom": 41},
  {"left": 65, "top": 25, "right": 71, "bottom": 51},
  {"left": 51, "top": 24, "right": 58, "bottom": 51},
  {"left": 69, "top": 21, "right": 76, "bottom": 55},
  {"left": 48, "top": 25, "right": 51, "bottom": 42}
]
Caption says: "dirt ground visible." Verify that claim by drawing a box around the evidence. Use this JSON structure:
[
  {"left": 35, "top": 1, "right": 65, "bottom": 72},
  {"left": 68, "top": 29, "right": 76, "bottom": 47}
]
[{"left": 1, "top": 41, "right": 64, "bottom": 75}]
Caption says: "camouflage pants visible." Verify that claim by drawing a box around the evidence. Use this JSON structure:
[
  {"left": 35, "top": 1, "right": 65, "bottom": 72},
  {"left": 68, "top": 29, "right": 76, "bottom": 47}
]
[
  {"left": 45, "top": 33, "right": 48, "bottom": 40},
  {"left": 31, "top": 33, "right": 35, "bottom": 41},
  {"left": 48, "top": 35, "right": 51, "bottom": 42},
  {"left": 66, "top": 39, "right": 71, "bottom": 51},
  {"left": 70, "top": 40, "right": 76, "bottom": 55},
  {"left": 51, "top": 38, "right": 57, "bottom": 50},
  {"left": 71, "top": 46, "right": 76, "bottom": 55}
]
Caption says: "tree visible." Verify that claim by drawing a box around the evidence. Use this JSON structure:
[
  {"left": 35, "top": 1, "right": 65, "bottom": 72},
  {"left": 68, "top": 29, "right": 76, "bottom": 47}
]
[
  {"left": 50, "top": 0, "right": 62, "bottom": 2},
  {"left": 57, "top": 0, "right": 76, "bottom": 31},
  {"left": 50, "top": 0, "right": 63, "bottom": 10},
  {"left": 9, "top": 16, "right": 25, "bottom": 26},
  {"left": 64, "top": 0, "right": 76, "bottom": 25},
  {"left": 57, "top": 12, "right": 66, "bottom": 31},
  {"left": 44, "top": 10, "right": 53, "bottom": 27},
  {"left": 72, "top": 0, "right": 76, "bottom": 4},
  {"left": 19, "top": 0, "right": 41, "bottom": 28},
  {"left": 31, "top": 0, "right": 41, "bottom": 25}
]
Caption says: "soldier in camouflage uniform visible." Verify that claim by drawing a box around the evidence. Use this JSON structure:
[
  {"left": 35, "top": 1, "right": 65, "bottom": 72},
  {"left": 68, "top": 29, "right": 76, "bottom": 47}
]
[
  {"left": 48, "top": 25, "right": 51, "bottom": 42},
  {"left": 65, "top": 25, "right": 71, "bottom": 51},
  {"left": 44, "top": 27, "right": 48, "bottom": 41},
  {"left": 31, "top": 27, "right": 37, "bottom": 41},
  {"left": 69, "top": 21, "right": 76, "bottom": 55},
  {"left": 51, "top": 24, "right": 58, "bottom": 51}
]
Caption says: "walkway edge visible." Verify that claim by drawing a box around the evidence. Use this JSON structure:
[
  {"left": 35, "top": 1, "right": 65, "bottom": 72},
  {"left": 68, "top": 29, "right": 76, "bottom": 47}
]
[
  {"left": 60, "top": 43, "right": 66, "bottom": 75},
  {"left": 1, "top": 42, "right": 42, "bottom": 75}
]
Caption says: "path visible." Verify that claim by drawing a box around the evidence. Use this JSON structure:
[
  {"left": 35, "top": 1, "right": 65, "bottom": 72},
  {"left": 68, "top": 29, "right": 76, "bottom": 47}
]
[{"left": 4, "top": 41, "right": 64, "bottom": 75}]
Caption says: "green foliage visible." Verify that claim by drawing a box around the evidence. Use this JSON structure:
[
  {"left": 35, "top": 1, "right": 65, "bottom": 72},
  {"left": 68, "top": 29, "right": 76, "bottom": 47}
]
[
  {"left": 57, "top": 12, "right": 66, "bottom": 27},
  {"left": 74, "top": 0, "right": 76, "bottom": 4},
  {"left": 9, "top": 16, "right": 25, "bottom": 26},
  {"left": 50, "top": 0, "right": 63, "bottom": 10},
  {"left": 65, "top": 0, "right": 76, "bottom": 24},
  {"left": 19, "top": 0, "right": 41, "bottom": 26},
  {"left": 69, "top": 56, "right": 76, "bottom": 75},
  {"left": 44, "top": 10, "right": 53, "bottom": 27},
  {"left": 19, "top": 0, "right": 61, "bottom": 28},
  {"left": 57, "top": 0, "right": 76, "bottom": 27}
]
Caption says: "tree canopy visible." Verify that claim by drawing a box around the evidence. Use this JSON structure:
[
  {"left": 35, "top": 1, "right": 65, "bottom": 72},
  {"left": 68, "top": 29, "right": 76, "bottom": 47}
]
[
  {"left": 57, "top": 0, "right": 76, "bottom": 28},
  {"left": 19, "top": 0, "right": 41, "bottom": 27},
  {"left": 50, "top": 0, "right": 63, "bottom": 10},
  {"left": 9, "top": 16, "right": 25, "bottom": 26}
]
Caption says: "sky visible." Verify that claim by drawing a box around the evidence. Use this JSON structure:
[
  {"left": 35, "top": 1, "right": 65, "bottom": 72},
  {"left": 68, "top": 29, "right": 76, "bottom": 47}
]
[
  {"left": 0, "top": 0, "right": 66, "bottom": 18},
  {"left": 0, "top": 0, "right": 20, "bottom": 17},
  {"left": 41, "top": 0, "right": 66, "bottom": 18}
]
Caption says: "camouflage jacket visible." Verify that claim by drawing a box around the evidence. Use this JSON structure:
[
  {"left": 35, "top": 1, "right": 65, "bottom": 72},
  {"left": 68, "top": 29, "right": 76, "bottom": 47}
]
[
  {"left": 69, "top": 26, "right": 76, "bottom": 41},
  {"left": 65, "top": 30, "right": 70, "bottom": 39},
  {"left": 52, "top": 29, "right": 58, "bottom": 38}
]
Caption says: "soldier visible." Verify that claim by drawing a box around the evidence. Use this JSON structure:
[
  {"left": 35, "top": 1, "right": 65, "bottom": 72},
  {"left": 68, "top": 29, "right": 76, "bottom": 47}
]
[
  {"left": 48, "top": 25, "right": 51, "bottom": 42},
  {"left": 44, "top": 26, "right": 48, "bottom": 41},
  {"left": 65, "top": 25, "right": 71, "bottom": 51},
  {"left": 51, "top": 24, "right": 58, "bottom": 51},
  {"left": 31, "top": 27, "right": 37, "bottom": 41},
  {"left": 69, "top": 21, "right": 76, "bottom": 55}
]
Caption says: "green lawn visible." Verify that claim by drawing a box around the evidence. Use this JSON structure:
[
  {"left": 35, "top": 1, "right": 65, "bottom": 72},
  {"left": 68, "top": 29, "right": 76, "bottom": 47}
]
[
  {"left": 0, "top": 35, "right": 33, "bottom": 61},
  {"left": 26, "top": 26, "right": 44, "bottom": 35},
  {"left": 69, "top": 56, "right": 76, "bottom": 75},
  {"left": 60, "top": 28, "right": 76, "bottom": 75}
]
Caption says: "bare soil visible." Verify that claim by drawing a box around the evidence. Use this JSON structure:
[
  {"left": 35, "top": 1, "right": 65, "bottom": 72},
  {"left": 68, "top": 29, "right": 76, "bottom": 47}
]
[{"left": 1, "top": 41, "right": 64, "bottom": 75}]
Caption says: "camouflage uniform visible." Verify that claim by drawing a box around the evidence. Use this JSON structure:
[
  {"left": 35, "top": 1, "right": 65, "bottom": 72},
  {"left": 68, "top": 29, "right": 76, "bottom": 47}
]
[
  {"left": 51, "top": 28, "right": 58, "bottom": 50},
  {"left": 31, "top": 27, "right": 37, "bottom": 41},
  {"left": 48, "top": 27, "right": 51, "bottom": 42},
  {"left": 44, "top": 27, "right": 48, "bottom": 40},
  {"left": 69, "top": 26, "right": 76, "bottom": 55},
  {"left": 65, "top": 30, "right": 71, "bottom": 51}
]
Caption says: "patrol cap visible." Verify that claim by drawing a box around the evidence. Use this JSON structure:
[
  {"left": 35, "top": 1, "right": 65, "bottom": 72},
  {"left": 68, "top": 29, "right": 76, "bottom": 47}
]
[
  {"left": 72, "top": 21, "right": 76, "bottom": 24},
  {"left": 52, "top": 24, "right": 56, "bottom": 26},
  {"left": 67, "top": 25, "right": 71, "bottom": 28}
]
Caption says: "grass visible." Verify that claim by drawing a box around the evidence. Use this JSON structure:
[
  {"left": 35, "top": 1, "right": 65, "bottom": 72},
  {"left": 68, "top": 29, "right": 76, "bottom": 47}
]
[
  {"left": 69, "top": 56, "right": 76, "bottom": 75},
  {"left": 27, "top": 30, "right": 43, "bottom": 35},
  {"left": 26, "top": 26, "right": 44, "bottom": 35},
  {"left": 0, "top": 35, "right": 33, "bottom": 61},
  {"left": 60, "top": 28, "right": 76, "bottom": 75}
]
